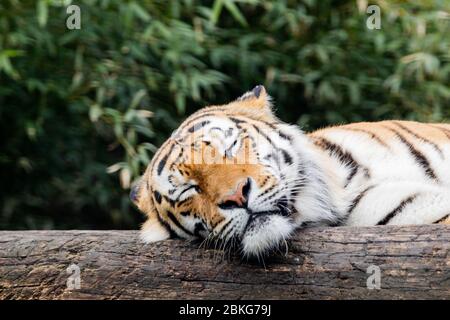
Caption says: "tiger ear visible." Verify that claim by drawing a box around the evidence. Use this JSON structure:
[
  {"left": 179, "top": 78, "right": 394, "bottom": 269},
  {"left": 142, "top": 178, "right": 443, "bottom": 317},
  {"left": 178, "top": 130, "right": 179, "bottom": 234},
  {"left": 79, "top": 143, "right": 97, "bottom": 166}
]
[
  {"left": 140, "top": 214, "right": 171, "bottom": 243},
  {"left": 232, "top": 85, "right": 275, "bottom": 120},
  {"left": 236, "top": 85, "right": 270, "bottom": 105}
]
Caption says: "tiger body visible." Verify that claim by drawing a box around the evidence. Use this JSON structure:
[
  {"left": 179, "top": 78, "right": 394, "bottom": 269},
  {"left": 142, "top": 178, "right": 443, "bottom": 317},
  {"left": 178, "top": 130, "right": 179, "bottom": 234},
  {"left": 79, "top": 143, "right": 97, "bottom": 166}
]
[
  {"left": 309, "top": 121, "right": 450, "bottom": 226},
  {"left": 132, "top": 85, "right": 450, "bottom": 257}
]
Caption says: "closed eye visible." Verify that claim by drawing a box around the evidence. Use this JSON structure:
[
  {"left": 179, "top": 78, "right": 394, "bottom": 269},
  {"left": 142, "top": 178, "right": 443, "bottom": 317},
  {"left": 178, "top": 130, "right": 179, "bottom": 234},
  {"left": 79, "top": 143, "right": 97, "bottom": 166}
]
[{"left": 177, "top": 185, "right": 200, "bottom": 200}]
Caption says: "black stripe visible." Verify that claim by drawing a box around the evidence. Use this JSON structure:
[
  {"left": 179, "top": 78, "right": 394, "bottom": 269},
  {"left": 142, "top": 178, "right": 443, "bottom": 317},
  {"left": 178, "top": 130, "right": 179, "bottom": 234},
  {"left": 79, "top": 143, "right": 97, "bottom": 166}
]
[
  {"left": 216, "top": 219, "right": 232, "bottom": 238},
  {"left": 178, "top": 112, "right": 218, "bottom": 132},
  {"left": 433, "top": 214, "right": 449, "bottom": 224},
  {"left": 281, "top": 149, "right": 293, "bottom": 165},
  {"left": 176, "top": 197, "right": 192, "bottom": 207},
  {"left": 221, "top": 224, "right": 237, "bottom": 241},
  {"left": 229, "top": 117, "right": 247, "bottom": 126},
  {"left": 224, "top": 115, "right": 291, "bottom": 145},
  {"left": 237, "top": 116, "right": 289, "bottom": 141},
  {"left": 211, "top": 216, "right": 225, "bottom": 229},
  {"left": 278, "top": 131, "right": 293, "bottom": 142},
  {"left": 386, "top": 127, "right": 438, "bottom": 181},
  {"left": 252, "top": 124, "right": 275, "bottom": 147},
  {"left": 377, "top": 194, "right": 418, "bottom": 225},
  {"left": 249, "top": 119, "right": 288, "bottom": 142},
  {"left": 153, "top": 190, "right": 162, "bottom": 204},
  {"left": 261, "top": 120, "right": 277, "bottom": 130},
  {"left": 150, "top": 139, "right": 171, "bottom": 176},
  {"left": 163, "top": 195, "right": 176, "bottom": 208},
  {"left": 345, "top": 167, "right": 358, "bottom": 186},
  {"left": 394, "top": 122, "right": 443, "bottom": 158},
  {"left": 187, "top": 120, "right": 210, "bottom": 133},
  {"left": 166, "top": 210, "right": 193, "bottom": 236},
  {"left": 289, "top": 166, "right": 307, "bottom": 200},
  {"left": 257, "top": 120, "right": 292, "bottom": 142},
  {"left": 256, "top": 121, "right": 293, "bottom": 143},
  {"left": 313, "top": 137, "right": 364, "bottom": 186},
  {"left": 431, "top": 124, "right": 450, "bottom": 140},
  {"left": 348, "top": 185, "right": 375, "bottom": 214},
  {"left": 156, "top": 143, "right": 175, "bottom": 176},
  {"left": 175, "top": 185, "right": 197, "bottom": 202},
  {"left": 156, "top": 210, "right": 178, "bottom": 239},
  {"left": 194, "top": 222, "right": 206, "bottom": 238},
  {"left": 342, "top": 127, "right": 390, "bottom": 148}
]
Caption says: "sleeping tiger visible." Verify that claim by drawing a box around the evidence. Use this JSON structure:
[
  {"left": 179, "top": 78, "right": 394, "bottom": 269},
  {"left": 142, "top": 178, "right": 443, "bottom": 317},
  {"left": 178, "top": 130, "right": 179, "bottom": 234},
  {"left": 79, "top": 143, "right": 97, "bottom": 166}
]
[{"left": 131, "top": 85, "right": 450, "bottom": 258}]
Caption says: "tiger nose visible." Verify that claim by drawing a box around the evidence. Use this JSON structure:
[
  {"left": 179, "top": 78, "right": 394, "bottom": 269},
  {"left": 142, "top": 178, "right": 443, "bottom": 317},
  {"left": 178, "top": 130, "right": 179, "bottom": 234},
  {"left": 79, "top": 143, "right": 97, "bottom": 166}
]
[{"left": 222, "top": 178, "right": 251, "bottom": 208}]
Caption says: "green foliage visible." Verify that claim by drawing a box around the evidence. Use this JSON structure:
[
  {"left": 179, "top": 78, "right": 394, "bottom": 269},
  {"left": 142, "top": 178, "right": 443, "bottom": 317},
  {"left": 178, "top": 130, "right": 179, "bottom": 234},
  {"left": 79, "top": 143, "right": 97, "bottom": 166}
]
[{"left": 0, "top": 0, "right": 449, "bottom": 229}]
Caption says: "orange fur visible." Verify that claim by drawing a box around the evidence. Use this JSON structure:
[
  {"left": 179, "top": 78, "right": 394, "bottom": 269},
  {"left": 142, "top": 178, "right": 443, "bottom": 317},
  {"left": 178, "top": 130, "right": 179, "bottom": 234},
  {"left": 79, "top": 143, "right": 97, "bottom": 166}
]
[{"left": 136, "top": 87, "right": 277, "bottom": 235}]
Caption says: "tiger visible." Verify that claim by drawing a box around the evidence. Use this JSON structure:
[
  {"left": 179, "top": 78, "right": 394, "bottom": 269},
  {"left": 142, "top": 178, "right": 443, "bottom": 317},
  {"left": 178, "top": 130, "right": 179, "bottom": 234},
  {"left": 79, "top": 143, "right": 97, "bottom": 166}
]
[{"left": 131, "top": 85, "right": 450, "bottom": 258}]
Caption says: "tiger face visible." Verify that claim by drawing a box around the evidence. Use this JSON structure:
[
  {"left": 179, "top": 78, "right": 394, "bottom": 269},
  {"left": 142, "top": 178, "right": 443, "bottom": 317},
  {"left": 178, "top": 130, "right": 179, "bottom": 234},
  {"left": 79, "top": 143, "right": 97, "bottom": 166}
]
[{"left": 132, "top": 86, "right": 307, "bottom": 257}]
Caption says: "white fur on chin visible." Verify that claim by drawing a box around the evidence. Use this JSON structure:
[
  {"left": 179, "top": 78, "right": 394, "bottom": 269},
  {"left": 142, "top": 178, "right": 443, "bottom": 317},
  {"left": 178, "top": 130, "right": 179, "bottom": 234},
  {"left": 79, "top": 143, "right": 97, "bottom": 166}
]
[{"left": 241, "top": 215, "right": 294, "bottom": 257}]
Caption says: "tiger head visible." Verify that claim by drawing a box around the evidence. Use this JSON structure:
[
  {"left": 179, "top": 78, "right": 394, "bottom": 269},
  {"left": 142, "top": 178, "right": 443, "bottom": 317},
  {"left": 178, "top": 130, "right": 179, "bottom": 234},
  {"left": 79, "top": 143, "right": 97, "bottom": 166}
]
[{"left": 132, "top": 86, "right": 313, "bottom": 257}]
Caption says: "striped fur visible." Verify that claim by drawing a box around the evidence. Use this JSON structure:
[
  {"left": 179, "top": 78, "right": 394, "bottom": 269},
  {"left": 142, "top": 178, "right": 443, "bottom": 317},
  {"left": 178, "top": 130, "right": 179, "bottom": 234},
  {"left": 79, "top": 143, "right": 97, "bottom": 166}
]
[{"left": 133, "top": 86, "right": 450, "bottom": 257}]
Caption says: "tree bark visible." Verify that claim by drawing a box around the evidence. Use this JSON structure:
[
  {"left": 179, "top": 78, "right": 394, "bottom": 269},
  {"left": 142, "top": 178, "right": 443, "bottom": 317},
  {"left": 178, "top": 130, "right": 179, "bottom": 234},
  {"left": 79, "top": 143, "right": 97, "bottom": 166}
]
[{"left": 0, "top": 225, "right": 449, "bottom": 299}]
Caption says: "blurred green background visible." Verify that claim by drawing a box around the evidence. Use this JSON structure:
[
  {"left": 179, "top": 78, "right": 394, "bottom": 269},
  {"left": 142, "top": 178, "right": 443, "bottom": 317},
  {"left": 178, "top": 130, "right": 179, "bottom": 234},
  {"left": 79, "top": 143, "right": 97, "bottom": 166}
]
[{"left": 0, "top": 0, "right": 449, "bottom": 230}]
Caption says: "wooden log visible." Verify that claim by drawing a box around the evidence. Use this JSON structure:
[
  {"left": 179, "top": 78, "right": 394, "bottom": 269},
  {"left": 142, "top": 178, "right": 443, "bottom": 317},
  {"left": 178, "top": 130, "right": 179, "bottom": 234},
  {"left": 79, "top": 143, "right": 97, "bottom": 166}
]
[{"left": 0, "top": 225, "right": 449, "bottom": 299}]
